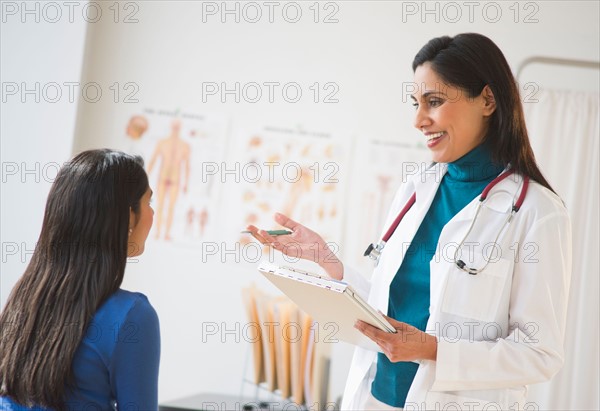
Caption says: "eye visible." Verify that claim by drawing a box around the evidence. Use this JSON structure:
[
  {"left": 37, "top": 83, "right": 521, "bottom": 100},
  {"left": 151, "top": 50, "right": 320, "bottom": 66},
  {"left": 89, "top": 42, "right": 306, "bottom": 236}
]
[
  {"left": 429, "top": 98, "right": 443, "bottom": 107},
  {"left": 411, "top": 102, "right": 419, "bottom": 109}
]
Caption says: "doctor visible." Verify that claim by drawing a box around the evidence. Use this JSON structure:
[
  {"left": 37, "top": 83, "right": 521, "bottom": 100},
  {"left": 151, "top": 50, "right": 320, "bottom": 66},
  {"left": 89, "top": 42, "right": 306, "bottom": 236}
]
[{"left": 247, "top": 33, "right": 571, "bottom": 410}]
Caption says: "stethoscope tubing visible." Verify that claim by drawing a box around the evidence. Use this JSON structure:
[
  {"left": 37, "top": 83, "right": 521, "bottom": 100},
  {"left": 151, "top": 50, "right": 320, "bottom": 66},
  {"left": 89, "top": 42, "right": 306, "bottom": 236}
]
[{"left": 365, "top": 169, "right": 530, "bottom": 272}]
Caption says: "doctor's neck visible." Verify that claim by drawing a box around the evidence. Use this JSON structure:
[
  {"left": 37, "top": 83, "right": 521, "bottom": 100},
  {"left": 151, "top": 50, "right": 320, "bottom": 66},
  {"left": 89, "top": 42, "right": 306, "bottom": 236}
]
[{"left": 446, "top": 142, "right": 504, "bottom": 182}]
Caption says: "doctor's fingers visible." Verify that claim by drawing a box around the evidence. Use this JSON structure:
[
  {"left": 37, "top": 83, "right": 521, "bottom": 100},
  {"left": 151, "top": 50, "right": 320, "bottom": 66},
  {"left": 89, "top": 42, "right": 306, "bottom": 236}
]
[
  {"left": 355, "top": 320, "right": 388, "bottom": 345},
  {"left": 379, "top": 314, "right": 420, "bottom": 337},
  {"left": 274, "top": 212, "right": 302, "bottom": 231},
  {"left": 246, "top": 225, "right": 268, "bottom": 244},
  {"left": 246, "top": 227, "right": 286, "bottom": 250},
  {"left": 370, "top": 330, "right": 416, "bottom": 362},
  {"left": 379, "top": 313, "right": 408, "bottom": 330},
  {"left": 256, "top": 229, "right": 280, "bottom": 245}
]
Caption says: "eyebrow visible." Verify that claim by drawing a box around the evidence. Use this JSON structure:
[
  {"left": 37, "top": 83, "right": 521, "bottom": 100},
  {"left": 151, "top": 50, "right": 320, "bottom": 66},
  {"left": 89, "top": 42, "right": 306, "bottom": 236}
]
[{"left": 410, "top": 91, "right": 446, "bottom": 100}]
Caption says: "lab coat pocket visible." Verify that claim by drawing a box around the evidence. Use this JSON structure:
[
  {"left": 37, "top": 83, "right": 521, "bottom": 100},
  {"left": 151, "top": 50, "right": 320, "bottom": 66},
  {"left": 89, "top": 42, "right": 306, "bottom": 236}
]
[
  {"left": 418, "top": 391, "right": 505, "bottom": 411},
  {"left": 440, "top": 254, "right": 512, "bottom": 323}
]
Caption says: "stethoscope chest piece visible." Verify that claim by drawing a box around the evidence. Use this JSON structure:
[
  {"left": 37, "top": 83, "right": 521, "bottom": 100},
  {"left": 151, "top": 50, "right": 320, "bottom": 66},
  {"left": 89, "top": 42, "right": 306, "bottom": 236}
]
[{"left": 364, "top": 241, "right": 385, "bottom": 262}]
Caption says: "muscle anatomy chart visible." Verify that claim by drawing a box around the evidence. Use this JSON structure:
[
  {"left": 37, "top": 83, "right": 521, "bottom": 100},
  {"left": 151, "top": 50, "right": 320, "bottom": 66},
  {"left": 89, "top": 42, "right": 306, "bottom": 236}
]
[
  {"left": 123, "top": 109, "right": 229, "bottom": 245},
  {"left": 219, "top": 123, "right": 350, "bottom": 260}
]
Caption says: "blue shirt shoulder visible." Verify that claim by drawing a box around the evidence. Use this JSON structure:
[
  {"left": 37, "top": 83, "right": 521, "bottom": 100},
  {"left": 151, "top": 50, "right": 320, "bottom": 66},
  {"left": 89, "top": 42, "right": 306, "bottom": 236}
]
[{"left": 1, "top": 289, "right": 160, "bottom": 411}]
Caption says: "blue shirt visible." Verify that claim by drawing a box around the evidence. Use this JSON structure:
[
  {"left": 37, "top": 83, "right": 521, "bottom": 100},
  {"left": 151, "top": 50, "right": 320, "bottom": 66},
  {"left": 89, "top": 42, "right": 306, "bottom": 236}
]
[
  {"left": 371, "top": 143, "right": 504, "bottom": 407},
  {"left": 1, "top": 289, "right": 161, "bottom": 411}
]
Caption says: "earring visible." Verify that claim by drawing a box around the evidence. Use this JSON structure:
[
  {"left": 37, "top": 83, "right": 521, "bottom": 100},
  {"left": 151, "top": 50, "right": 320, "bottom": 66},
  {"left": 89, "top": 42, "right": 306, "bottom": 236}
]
[{"left": 128, "top": 228, "right": 133, "bottom": 236}]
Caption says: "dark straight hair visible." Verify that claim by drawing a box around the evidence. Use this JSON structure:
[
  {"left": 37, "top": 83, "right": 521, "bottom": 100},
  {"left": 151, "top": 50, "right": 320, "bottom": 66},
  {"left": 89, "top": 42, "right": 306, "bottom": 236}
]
[
  {"left": 0, "top": 149, "right": 149, "bottom": 410},
  {"left": 412, "top": 32, "right": 555, "bottom": 193}
]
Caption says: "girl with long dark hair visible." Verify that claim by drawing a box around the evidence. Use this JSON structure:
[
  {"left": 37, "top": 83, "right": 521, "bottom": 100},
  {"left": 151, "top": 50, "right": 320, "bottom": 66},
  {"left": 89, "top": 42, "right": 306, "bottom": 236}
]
[{"left": 1, "top": 149, "right": 160, "bottom": 410}]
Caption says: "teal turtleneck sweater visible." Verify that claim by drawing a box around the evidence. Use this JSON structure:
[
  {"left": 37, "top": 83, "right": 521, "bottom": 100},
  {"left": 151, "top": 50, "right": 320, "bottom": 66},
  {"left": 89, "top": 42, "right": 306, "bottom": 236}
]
[{"left": 371, "top": 142, "right": 504, "bottom": 407}]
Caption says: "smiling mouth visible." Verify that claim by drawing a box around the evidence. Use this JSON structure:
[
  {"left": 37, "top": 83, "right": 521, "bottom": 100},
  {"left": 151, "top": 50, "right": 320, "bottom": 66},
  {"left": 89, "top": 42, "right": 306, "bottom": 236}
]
[{"left": 425, "top": 131, "right": 446, "bottom": 142}]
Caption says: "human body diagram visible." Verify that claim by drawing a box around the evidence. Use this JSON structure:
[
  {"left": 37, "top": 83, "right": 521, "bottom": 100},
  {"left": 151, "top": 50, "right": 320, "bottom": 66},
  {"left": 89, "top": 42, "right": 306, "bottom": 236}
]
[{"left": 148, "top": 119, "right": 191, "bottom": 241}]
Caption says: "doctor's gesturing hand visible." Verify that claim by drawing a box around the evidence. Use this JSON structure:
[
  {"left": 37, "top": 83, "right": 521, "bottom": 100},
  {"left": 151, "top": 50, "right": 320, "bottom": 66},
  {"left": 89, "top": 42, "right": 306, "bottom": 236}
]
[{"left": 245, "top": 212, "right": 344, "bottom": 280}]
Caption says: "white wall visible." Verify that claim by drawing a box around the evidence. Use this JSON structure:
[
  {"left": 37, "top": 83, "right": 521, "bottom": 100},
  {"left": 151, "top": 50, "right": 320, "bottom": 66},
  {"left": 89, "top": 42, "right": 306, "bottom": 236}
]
[
  {"left": 1, "top": 2, "right": 87, "bottom": 303},
  {"left": 2, "top": 0, "right": 599, "bottom": 408}
]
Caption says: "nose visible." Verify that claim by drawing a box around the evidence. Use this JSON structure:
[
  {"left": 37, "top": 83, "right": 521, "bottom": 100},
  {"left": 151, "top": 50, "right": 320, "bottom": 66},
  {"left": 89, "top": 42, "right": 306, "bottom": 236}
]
[{"left": 413, "top": 104, "right": 432, "bottom": 130}]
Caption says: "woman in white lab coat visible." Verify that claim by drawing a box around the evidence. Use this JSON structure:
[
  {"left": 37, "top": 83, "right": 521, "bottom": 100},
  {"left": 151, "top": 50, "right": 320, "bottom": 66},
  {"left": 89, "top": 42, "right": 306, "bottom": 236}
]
[{"left": 247, "top": 33, "right": 571, "bottom": 410}]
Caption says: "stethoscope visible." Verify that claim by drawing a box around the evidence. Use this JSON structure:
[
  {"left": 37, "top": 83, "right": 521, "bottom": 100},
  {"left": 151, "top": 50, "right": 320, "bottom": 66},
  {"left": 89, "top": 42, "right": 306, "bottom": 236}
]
[{"left": 364, "top": 169, "right": 530, "bottom": 274}]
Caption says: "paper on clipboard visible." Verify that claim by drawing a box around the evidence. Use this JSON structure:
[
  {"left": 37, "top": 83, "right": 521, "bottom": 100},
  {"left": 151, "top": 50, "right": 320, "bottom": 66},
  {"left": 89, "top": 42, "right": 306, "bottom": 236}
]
[{"left": 258, "top": 262, "right": 396, "bottom": 351}]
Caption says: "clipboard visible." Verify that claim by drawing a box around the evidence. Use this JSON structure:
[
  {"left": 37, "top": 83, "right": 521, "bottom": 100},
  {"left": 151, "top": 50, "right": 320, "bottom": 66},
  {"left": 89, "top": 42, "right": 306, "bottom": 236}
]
[{"left": 258, "top": 262, "right": 397, "bottom": 351}]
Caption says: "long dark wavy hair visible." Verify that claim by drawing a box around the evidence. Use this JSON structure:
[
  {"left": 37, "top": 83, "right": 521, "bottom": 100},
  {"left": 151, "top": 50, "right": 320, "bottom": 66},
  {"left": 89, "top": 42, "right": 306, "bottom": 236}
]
[
  {"left": 0, "top": 149, "right": 149, "bottom": 409},
  {"left": 412, "top": 32, "right": 555, "bottom": 193}
]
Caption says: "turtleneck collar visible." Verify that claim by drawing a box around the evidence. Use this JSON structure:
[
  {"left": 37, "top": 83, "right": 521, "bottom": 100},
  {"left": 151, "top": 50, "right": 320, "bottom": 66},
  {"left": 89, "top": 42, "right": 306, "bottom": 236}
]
[{"left": 446, "top": 141, "right": 505, "bottom": 182}]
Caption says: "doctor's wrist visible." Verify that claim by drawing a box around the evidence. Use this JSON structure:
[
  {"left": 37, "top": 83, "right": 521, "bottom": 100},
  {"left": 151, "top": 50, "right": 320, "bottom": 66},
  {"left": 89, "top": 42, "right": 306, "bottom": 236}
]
[
  {"left": 423, "top": 334, "right": 438, "bottom": 361},
  {"left": 319, "top": 257, "right": 344, "bottom": 281}
]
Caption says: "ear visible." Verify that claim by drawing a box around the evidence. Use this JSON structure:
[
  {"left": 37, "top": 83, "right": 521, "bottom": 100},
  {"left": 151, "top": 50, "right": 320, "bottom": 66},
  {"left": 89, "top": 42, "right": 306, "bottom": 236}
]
[
  {"left": 129, "top": 207, "right": 137, "bottom": 232},
  {"left": 481, "top": 85, "right": 496, "bottom": 116}
]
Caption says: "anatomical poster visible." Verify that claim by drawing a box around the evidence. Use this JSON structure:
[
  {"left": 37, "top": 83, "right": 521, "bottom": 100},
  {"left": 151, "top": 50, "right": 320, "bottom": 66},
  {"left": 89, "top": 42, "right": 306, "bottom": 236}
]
[
  {"left": 342, "top": 139, "right": 430, "bottom": 276},
  {"left": 218, "top": 122, "right": 351, "bottom": 264},
  {"left": 123, "top": 108, "right": 229, "bottom": 246}
]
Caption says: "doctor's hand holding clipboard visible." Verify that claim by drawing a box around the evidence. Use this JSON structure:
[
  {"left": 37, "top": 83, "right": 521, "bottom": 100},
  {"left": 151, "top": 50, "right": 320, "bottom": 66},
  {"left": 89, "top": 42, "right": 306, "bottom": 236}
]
[{"left": 248, "top": 32, "right": 572, "bottom": 411}]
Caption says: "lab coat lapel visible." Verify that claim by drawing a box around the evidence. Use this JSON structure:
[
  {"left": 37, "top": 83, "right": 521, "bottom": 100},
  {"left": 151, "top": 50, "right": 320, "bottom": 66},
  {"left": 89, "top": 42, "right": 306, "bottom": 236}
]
[
  {"left": 413, "top": 163, "right": 448, "bottom": 231},
  {"left": 369, "top": 163, "right": 448, "bottom": 311}
]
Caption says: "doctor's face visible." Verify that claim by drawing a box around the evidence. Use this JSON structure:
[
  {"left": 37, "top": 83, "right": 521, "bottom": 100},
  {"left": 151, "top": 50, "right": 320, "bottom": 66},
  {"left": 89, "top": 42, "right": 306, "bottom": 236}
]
[{"left": 411, "top": 62, "right": 496, "bottom": 163}]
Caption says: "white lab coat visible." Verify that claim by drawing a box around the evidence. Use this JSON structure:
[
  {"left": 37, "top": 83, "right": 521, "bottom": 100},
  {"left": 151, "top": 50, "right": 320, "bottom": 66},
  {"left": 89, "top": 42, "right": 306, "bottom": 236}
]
[{"left": 341, "top": 162, "right": 572, "bottom": 411}]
